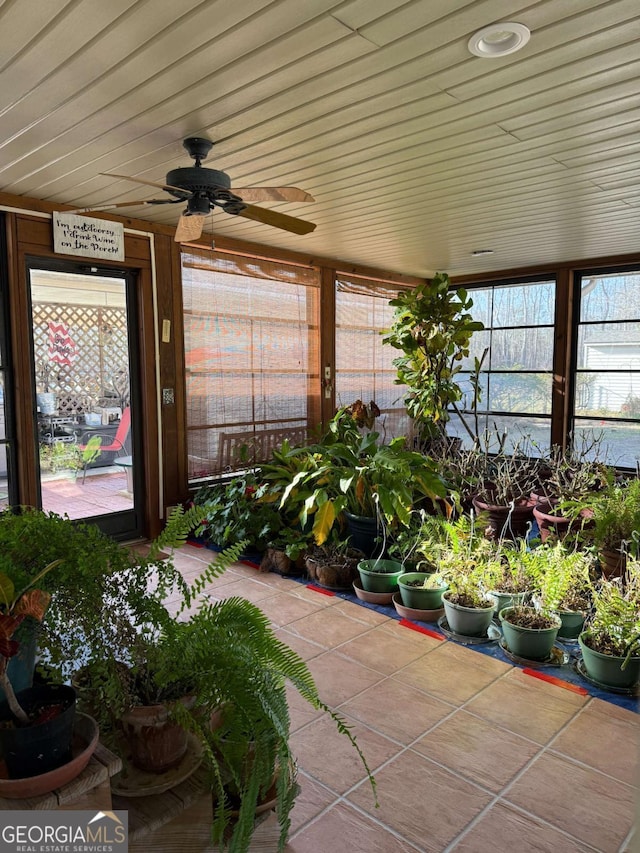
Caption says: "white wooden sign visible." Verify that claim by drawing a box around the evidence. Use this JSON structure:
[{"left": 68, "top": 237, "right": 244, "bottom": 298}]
[{"left": 52, "top": 212, "right": 125, "bottom": 261}]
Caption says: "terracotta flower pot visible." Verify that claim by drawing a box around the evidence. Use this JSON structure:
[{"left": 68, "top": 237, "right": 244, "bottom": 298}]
[
  {"left": 121, "top": 698, "right": 193, "bottom": 774},
  {"left": 472, "top": 496, "right": 534, "bottom": 540},
  {"left": 598, "top": 548, "right": 626, "bottom": 579}
]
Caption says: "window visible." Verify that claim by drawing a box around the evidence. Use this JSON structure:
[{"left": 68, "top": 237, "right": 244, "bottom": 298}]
[
  {"left": 452, "top": 278, "right": 556, "bottom": 453},
  {"left": 334, "top": 275, "right": 410, "bottom": 442},
  {"left": 573, "top": 269, "right": 640, "bottom": 469},
  {"left": 181, "top": 248, "right": 321, "bottom": 482}
]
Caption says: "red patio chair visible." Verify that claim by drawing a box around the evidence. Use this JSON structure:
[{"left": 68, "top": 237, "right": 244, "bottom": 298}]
[{"left": 77, "top": 407, "right": 131, "bottom": 483}]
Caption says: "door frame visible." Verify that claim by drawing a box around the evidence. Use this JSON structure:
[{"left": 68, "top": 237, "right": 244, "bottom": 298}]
[
  {"left": 6, "top": 212, "right": 161, "bottom": 539},
  {"left": 26, "top": 259, "right": 144, "bottom": 539}
]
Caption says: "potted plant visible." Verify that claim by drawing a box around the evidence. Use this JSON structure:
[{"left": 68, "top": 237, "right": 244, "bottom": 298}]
[
  {"left": 566, "top": 476, "right": 640, "bottom": 578},
  {"left": 397, "top": 570, "right": 448, "bottom": 610},
  {"left": 483, "top": 539, "right": 535, "bottom": 615},
  {"left": 472, "top": 437, "right": 544, "bottom": 540},
  {"left": 578, "top": 561, "right": 640, "bottom": 690},
  {"left": 356, "top": 555, "right": 404, "bottom": 594},
  {"left": 532, "top": 440, "right": 607, "bottom": 541},
  {"left": 35, "top": 359, "right": 57, "bottom": 415},
  {"left": 523, "top": 542, "right": 595, "bottom": 639},
  {"left": 383, "top": 271, "right": 484, "bottom": 447},
  {"left": 499, "top": 606, "right": 562, "bottom": 661},
  {"left": 304, "top": 537, "right": 364, "bottom": 589},
  {"left": 84, "top": 543, "right": 377, "bottom": 852},
  {"left": 441, "top": 574, "right": 496, "bottom": 638},
  {"left": 0, "top": 556, "right": 77, "bottom": 779},
  {"left": 193, "top": 471, "right": 284, "bottom": 554},
  {"left": 259, "top": 527, "right": 311, "bottom": 576},
  {"left": 0, "top": 503, "right": 204, "bottom": 785},
  {"left": 262, "top": 406, "right": 445, "bottom": 553}
]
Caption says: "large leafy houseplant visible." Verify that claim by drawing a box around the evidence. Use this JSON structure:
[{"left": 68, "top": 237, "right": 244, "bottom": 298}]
[
  {"left": 383, "top": 271, "right": 484, "bottom": 443},
  {"left": 193, "top": 471, "right": 283, "bottom": 552},
  {"left": 262, "top": 407, "right": 445, "bottom": 546}
]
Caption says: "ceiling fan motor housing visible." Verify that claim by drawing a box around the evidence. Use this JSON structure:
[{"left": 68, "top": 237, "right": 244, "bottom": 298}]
[{"left": 165, "top": 167, "right": 232, "bottom": 196}]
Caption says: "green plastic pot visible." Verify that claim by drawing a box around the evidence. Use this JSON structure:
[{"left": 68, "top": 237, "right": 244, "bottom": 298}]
[
  {"left": 356, "top": 559, "right": 404, "bottom": 594},
  {"left": 488, "top": 590, "right": 526, "bottom": 616},
  {"left": 578, "top": 632, "right": 640, "bottom": 689},
  {"left": 500, "top": 607, "right": 561, "bottom": 661},
  {"left": 555, "top": 609, "right": 586, "bottom": 640},
  {"left": 398, "top": 573, "right": 448, "bottom": 610},
  {"left": 442, "top": 592, "right": 495, "bottom": 637}
]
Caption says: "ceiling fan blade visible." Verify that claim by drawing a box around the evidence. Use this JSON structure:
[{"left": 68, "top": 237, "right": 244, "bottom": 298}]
[
  {"left": 100, "top": 172, "right": 190, "bottom": 196},
  {"left": 237, "top": 204, "right": 316, "bottom": 235},
  {"left": 231, "top": 187, "right": 314, "bottom": 203},
  {"left": 175, "top": 214, "right": 206, "bottom": 242},
  {"left": 63, "top": 198, "right": 174, "bottom": 213}
]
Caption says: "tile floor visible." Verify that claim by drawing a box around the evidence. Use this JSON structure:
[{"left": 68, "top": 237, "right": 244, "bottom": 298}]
[
  {"left": 41, "top": 469, "right": 132, "bottom": 518},
  {"left": 171, "top": 544, "right": 639, "bottom": 853}
]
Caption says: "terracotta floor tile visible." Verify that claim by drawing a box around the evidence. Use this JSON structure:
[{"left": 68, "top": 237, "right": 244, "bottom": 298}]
[
  {"left": 287, "top": 770, "right": 336, "bottom": 835},
  {"left": 253, "top": 592, "right": 325, "bottom": 627},
  {"left": 393, "top": 641, "right": 510, "bottom": 705},
  {"left": 286, "top": 582, "right": 345, "bottom": 606},
  {"left": 275, "top": 627, "right": 325, "bottom": 661},
  {"left": 288, "top": 607, "right": 374, "bottom": 649},
  {"left": 332, "top": 598, "right": 392, "bottom": 626},
  {"left": 505, "top": 751, "right": 637, "bottom": 852},
  {"left": 413, "top": 709, "right": 540, "bottom": 792},
  {"left": 306, "top": 651, "right": 383, "bottom": 706},
  {"left": 341, "top": 677, "right": 453, "bottom": 744},
  {"left": 347, "top": 748, "right": 492, "bottom": 852},
  {"left": 291, "top": 713, "right": 399, "bottom": 795},
  {"left": 465, "top": 670, "right": 587, "bottom": 744},
  {"left": 551, "top": 698, "right": 640, "bottom": 786},
  {"left": 339, "top": 623, "right": 439, "bottom": 675},
  {"left": 285, "top": 683, "right": 324, "bottom": 733},
  {"left": 210, "top": 576, "right": 281, "bottom": 604},
  {"left": 286, "top": 802, "right": 419, "bottom": 853},
  {"left": 450, "top": 801, "right": 594, "bottom": 852}
]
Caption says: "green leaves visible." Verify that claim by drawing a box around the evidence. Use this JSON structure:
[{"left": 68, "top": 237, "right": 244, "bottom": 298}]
[{"left": 383, "top": 271, "right": 485, "bottom": 435}]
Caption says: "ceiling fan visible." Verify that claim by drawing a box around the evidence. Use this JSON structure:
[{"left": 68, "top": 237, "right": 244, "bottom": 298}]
[{"left": 67, "top": 137, "right": 316, "bottom": 242}]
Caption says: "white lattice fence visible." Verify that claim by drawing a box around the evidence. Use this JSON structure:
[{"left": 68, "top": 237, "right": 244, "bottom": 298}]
[{"left": 33, "top": 303, "right": 129, "bottom": 416}]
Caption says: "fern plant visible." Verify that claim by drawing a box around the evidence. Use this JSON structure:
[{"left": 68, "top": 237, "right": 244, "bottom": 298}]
[
  {"left": 74, "top": 534, "right": 376, "bottom": 852},
  {"left": 583, "top": 560, "right": 640, "bottom": 662}
]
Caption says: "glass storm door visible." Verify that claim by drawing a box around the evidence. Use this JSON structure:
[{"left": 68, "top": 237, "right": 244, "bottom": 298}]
[{"left": 28, "top": 262, "right": 142, "bottom": 540}]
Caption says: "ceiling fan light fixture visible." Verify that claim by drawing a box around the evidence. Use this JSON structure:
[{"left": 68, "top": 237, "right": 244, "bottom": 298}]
[{"left": 467, "top": 22, "right": 530, "bottom": 58}]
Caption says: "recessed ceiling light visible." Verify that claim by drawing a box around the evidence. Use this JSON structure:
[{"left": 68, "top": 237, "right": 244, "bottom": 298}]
[
  {"left": 471, "top": 249, "right": 494, "bottom": 257},
  {"left": 468, "top": 22, "right": 530, "bottom": 58}
]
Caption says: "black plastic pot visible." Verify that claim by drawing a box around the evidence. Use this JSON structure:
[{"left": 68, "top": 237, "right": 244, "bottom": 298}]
[
  {"left": 344, "top": 511, "right": 383, "bottom": 557},
  {"left": 0, "top": 684, "right": 76, "bottom": 778}
]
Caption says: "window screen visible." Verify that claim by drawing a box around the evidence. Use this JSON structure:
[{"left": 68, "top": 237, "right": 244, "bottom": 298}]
[
  {"left": 335, "top": 275, "right": 411, "bottom": 442},
  {"left": 182, "top": 249, "right": 320, "bottom": 481}
]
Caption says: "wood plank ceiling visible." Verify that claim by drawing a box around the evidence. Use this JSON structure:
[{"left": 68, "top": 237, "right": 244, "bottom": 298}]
[{"left": 1, "top": 0, "right": 639, "bottom": 277}]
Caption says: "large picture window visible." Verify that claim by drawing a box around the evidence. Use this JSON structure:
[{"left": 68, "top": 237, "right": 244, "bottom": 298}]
[
  {"left": 335, "top": 275, "right": 410, "bottom": 442},
  {"left": 182, "top": 249, "right": 320, "bottom": 482},
  {"left": 451, "top": 278, "right": 556, "bottom": 453},
  {"left": 573, "top": 269, "right": 640, "bottom": 469}
]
